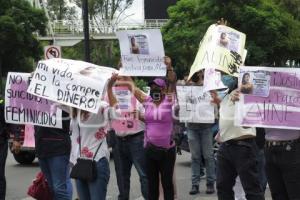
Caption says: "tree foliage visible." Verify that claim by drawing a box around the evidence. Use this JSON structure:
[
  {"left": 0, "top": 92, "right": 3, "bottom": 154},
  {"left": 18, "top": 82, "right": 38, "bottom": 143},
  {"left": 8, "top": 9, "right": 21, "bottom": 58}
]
[
  {"left": 47, "top": 0, "right": 78, "bottom": 20},
  {"left": 163, "top": 0, "right": 300, "bottom": 74},
  {"left": 0, "top": 0, "right": 47, "bottom": 74}
]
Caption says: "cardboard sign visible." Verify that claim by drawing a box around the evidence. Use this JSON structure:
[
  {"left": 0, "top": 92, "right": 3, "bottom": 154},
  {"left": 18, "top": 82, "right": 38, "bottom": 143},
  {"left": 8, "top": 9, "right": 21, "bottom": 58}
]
[
  {"left": 235, "top": 66, "right": 300, "bottom": 129},
  {"left": 177, "top": 86, "right": 215, "bottom": 123},
  {"left": 189, "top": 25, "right": 246, "bottom": 79},
  {"left": 116, "top": 29, "right": 166, "bottom": 76},
  {"left": 5, "top": 72, "right": 62, "bottom": 128},
  {"left": 27, "top": 59, "right": 117, "bottom": 113}
]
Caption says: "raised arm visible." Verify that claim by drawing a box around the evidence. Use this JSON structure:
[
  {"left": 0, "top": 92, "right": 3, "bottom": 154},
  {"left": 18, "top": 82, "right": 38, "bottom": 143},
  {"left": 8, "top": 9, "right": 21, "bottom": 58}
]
[
  {"left": 122, "top": 76, "right": 147, "bottom": 104},
  {"left": 107, "top": 73, "right": 118, "bottom": 107}
]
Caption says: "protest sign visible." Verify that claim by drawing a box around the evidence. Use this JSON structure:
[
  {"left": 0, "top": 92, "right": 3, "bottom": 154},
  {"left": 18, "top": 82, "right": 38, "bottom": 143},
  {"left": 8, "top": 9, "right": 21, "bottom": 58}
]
[
  {"left": 177, "top": 86, "right": 215, "bottom": 123},
  {"left": 23, "top": 124, "right": 35, "bottom": 148},
  {"left": 27, "top": 59, "right": 117, "bottom": 113},
  {"left": 111, "top": 86, "right": 139, "bottom": 133},
  {"left": 5, "top": 72, "right": 62, "bottom": 128},
  {"left": 203, "top": 68, "right": 227, "bottom": 92},
  {"left": 235, "top": 67, "right": 300, "bottom": 130},
  {"left": 189, "top": 25, "right": 246, "bottom": 79},
  {"left": 116, "top": 29, "right": 166, "bottom": 76}
]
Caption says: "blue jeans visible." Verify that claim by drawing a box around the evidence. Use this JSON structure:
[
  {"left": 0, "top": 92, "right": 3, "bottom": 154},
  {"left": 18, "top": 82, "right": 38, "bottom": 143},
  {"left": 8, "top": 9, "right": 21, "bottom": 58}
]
[
  {"left": 187, "top": 128, "right": 216, "bottom": 185},
  {"left": 38, "top": 154, "right": 73, "bottom": 200},
  {"left": 76, "top": 157, "right": 110, "bottom": 200},
  {"left": 116, "top": 132, "right": 148, "bottom": 200}
]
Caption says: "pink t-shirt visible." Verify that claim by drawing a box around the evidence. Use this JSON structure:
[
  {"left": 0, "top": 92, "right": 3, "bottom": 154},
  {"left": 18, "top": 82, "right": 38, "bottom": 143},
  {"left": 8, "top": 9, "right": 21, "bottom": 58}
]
[{"left": 144, "top": 96, "right": 174, "bottom": 148}]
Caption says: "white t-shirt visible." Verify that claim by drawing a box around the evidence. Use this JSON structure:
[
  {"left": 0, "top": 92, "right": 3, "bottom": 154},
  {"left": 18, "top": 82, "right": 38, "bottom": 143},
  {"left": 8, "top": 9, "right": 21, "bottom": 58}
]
[
  {"left": 70, "top": 103, "right": 118, "bottom": 165},
  {"left": 219, "top": 94, "right": 256, "bottom": 142}
]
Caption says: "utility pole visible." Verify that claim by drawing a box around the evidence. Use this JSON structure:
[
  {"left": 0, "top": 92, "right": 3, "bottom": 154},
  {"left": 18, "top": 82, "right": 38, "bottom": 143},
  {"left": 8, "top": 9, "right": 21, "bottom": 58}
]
[{"left": 82, "top": 0, "right": 90, "bottom": 62}]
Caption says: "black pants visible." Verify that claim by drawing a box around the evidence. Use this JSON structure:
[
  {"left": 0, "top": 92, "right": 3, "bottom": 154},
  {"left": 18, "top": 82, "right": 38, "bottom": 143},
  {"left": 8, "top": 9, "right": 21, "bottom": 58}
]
[
  {"left": 216, "top": 139, "right": 264, "bottom": 200},
  {"left": 145, "top": 146, "right": 176, "bottom": 200},
  {"left": 265, "top": 140, "right": 300, "bottom": 200},
  {"left": 0, "top": 141, "right": 8, "bottom": 200}
]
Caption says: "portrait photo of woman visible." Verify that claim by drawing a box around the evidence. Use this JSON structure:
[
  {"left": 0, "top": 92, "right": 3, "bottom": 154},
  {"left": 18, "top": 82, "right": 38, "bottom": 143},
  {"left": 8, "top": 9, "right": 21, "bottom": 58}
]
[
  {"left": 240, "top": 72, "right": 253, "bottom": 94},
  {"left": 219, "top": 32, "right": 229, "bottom": 48},
  {"left": 130, "top": 36, "right": 140, "bottom": 54}
]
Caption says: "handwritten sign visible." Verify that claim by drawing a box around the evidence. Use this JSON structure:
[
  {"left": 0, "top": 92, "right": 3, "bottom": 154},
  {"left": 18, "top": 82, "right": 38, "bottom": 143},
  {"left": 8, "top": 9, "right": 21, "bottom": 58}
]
[
  {"left": 235, "top": 67, "right": 300, "bottom": 130},
  {"left": 111, "top": 87, "right": 139, "bottom": 133},
  {"left": 177, "top": 86, "right": 215, "bottom": 123},
  {"left": 189, "top": 25, "right": 246, "bottom": 79},
  {"left": 23, "top": 124, "right": 35, "bottom": 148},
  {"left": 116, "top": 29, "right": 166, "bottom": 76},
  {"left": 27, "top": 59, "right": 117, "bottom": 113},
  {"left": 5, "top": 72, "right": 62, "bottom": 128},
  {"left": 203, "top": 68, "right": 227, "bottom": 92}
]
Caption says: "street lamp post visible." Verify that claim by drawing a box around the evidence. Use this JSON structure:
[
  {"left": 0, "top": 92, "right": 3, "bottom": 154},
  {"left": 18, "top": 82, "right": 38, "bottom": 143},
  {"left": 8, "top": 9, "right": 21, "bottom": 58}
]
[{"left": 82, "top": 0, "right": 90, "bottom": 62}]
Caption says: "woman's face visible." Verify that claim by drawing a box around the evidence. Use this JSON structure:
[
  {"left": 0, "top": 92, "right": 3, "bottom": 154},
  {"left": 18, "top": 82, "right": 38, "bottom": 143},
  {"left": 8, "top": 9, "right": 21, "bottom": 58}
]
[
  {"left": 150, "top": 84, "right": 164, "bottom": 101},
  {"left": 244, "top": 74, "right": 250, "bottom": 83},
  {"left": 131, "top": 37, "right": 135, "bottom": 45},
  {"left": 221, "top": 33, "right": 226, "bottom": 39}
]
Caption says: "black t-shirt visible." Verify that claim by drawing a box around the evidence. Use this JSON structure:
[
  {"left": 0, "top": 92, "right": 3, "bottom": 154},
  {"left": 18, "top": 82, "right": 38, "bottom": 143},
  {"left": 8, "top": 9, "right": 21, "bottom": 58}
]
[
  {"left": 0, "top": 104, "right": 8, "bottom": 141},
  {"left": 34, "top": 111, "right": 71, "bottom": 158}
]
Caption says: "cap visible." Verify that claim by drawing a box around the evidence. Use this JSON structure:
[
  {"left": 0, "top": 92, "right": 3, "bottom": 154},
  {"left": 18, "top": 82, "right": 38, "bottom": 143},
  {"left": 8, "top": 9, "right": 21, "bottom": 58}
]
[{"left": 148, "top": 78, "right": 167, "bottom": 88}]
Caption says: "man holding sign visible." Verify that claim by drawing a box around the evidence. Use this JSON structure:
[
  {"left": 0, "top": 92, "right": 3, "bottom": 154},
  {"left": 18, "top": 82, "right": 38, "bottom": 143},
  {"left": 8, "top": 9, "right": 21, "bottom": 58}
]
[{"left": 108, "top": 74, "right": 148, "bottom": 200}]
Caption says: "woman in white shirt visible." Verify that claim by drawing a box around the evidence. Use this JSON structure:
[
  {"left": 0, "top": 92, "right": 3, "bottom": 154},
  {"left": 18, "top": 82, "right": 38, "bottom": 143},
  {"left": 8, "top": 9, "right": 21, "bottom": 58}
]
[{"left": 70, "top": 75, "right": 118, "bottom": 200}]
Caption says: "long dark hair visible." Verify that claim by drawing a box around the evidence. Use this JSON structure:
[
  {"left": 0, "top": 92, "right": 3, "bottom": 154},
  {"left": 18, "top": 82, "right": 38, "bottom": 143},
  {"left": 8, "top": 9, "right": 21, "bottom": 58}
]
[{"left": 242, "top": 73, "right": 250, "bottom": 85}]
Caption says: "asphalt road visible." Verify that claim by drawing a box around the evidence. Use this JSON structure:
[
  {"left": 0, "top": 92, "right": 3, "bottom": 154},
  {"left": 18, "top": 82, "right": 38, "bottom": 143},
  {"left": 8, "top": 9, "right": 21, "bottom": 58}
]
[{"left": 5, "top": 151, "right": 271, "bottom": 200}]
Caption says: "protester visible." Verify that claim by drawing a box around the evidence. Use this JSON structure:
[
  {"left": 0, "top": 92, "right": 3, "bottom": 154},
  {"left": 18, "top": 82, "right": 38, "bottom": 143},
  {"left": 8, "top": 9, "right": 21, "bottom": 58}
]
[
  {"left": 0, "top": 97, "right": 8, "bottom": 200},
  {"left": 186, "top": 70, "right": 216, "bottom": 195},
  {"left": 108, "top": 74, "right": 148, "bottom": 200},
  {"left": 124, "top": 66, "right": 176, "bottom": 199},
  {"left": 231, "top": 88, "right": 300, "bottom": 199},
  {"left": 264, "top": 128, "right": 300, "bottom": 199},
  {"left": 33, "top": 110, "right": 73, "bottom": 200},
  {"left": 69, "top": 76, "right": 120, "bottom": 200},
  {"left": 215, "top": 75, "right": 264, "bottom": 200}
]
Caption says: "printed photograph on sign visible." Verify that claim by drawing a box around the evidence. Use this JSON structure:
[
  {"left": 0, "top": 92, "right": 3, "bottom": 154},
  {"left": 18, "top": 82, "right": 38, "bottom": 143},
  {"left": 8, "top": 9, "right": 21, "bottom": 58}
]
[
  {"left": 128, "top": 34, "right": 149, "bottom": 55},
  {"left": 216, "top": 27, "right": 241, "bottom": 53},
  {"left": 116, "top": 29, "right": 166, "bottom": 77},
  {"left": 239, "top": 69, "right": 271, "bottom": 97}
]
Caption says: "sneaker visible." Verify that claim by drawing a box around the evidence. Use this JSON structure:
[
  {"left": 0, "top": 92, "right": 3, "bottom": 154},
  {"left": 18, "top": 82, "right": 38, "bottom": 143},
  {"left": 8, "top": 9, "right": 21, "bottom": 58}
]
[
  {"left": 189, "top": 185, "right": 199, "bottom": 195},
  {"left": 206, "top": 183, "right": 215, "bottom": 194}
]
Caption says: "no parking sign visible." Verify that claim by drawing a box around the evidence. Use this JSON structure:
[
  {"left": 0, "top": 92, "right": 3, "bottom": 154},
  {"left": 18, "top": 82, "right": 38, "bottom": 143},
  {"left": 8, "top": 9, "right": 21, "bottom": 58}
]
[{"left": 44, "top": 45, "right": 61, "bottom": 59}]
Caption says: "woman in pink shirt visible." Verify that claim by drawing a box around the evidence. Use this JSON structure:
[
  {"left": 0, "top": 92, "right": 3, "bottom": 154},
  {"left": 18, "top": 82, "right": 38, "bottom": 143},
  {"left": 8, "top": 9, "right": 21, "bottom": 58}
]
[{"left": 125, "top": 68, "right": 177, "bottom": 200}]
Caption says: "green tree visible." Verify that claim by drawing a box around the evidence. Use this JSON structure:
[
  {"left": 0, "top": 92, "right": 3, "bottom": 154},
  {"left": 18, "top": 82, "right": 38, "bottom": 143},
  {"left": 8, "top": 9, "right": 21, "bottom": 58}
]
[
  {"left": 0, "top": 0, "right": 47, "bottom": 75},
  {"left": 163, "top": 0, "right": 300, "bottom": 73}
]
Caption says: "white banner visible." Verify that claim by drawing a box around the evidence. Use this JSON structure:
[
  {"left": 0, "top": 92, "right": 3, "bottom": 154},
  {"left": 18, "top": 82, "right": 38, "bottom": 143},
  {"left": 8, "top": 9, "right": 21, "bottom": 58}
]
[
  {"left": 177, "top": 86, "right": 215, "bottom": 123},
  {"left": 27, "top": 59, "right": 117, "bottom": 113},
  {"left": 116, "top": 29, "right": 166, "bottom": 76},
  {"left": 5, "top": 72, "right": 62, "bottom": 128}
]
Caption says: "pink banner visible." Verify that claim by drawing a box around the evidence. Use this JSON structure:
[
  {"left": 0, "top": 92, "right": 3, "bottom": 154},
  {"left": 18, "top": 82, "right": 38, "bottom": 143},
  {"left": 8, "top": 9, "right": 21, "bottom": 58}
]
[{"left": 22, "top": 124, "right": 35, "bottom": 148}]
